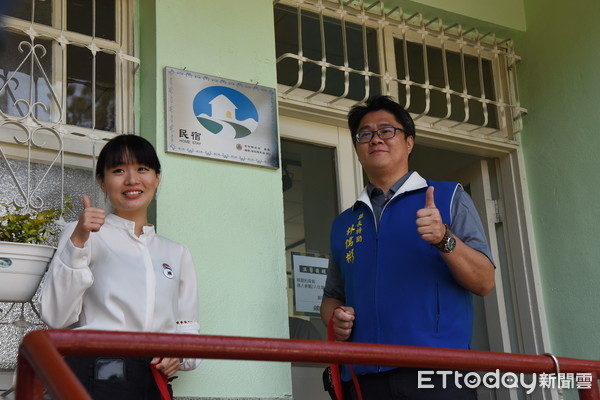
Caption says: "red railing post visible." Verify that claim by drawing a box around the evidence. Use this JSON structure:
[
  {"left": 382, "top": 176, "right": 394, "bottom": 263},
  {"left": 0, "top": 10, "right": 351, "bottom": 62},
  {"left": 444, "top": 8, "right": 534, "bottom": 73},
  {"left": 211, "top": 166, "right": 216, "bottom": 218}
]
[
  {"left": 15, "top": 353, "right": 44, "bottom": 400},
  {"left": 578, "top": 372, "right": 599, "bottom": 400},
  {"left": 18, "top": 330, "right": 91, "bottom": 400}
]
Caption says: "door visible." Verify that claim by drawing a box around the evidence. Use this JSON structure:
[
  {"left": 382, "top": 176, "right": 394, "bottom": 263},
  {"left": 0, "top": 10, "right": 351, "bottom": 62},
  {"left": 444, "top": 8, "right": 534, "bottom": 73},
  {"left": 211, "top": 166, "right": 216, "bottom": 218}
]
[
  {"left": 451, "top": 160, "right": 518, "bottom": 400},
  {"left": 281, "top": 115, "right": 360, "bottom": 400}
]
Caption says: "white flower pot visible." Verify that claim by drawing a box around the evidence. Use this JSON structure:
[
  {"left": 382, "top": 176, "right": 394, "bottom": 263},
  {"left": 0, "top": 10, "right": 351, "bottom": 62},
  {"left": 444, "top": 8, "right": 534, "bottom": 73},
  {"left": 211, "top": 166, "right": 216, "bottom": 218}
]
[{"left": 0, "top": 242, "right": 56, "bottom": 303}]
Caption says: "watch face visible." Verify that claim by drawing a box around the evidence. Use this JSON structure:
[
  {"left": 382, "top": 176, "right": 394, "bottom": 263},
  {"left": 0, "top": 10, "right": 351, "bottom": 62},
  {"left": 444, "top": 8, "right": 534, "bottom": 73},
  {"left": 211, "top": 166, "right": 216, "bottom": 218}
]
[{"left": 446, "top": 235, "right": 457, "bottom": 252}]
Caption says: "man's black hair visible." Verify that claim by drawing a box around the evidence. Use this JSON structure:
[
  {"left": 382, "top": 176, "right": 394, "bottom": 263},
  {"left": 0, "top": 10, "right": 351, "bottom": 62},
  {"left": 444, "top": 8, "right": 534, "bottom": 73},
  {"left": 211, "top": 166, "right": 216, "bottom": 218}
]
[{"left": 347, "top": 95, "right": 415, "bottom": 138}]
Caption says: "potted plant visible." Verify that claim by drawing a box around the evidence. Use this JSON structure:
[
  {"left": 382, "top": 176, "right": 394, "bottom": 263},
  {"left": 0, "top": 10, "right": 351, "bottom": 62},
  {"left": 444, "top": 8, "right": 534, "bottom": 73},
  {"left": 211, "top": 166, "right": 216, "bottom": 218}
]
[{"left": 0, "top": 198, "right": 72, "bottom": 303}]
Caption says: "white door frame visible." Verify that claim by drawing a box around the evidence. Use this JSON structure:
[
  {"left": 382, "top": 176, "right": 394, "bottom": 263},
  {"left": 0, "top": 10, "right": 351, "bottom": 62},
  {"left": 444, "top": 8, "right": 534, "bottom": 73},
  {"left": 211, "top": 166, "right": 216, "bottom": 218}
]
[
  {"left": 279, "top": 105, "right": 554, "bottom": 399},
  {"left": 449, "top": 152, "right": 555, "bottom": 400},
  {"left": 279, "top": 113, "right": 363, "bottom": 211}
]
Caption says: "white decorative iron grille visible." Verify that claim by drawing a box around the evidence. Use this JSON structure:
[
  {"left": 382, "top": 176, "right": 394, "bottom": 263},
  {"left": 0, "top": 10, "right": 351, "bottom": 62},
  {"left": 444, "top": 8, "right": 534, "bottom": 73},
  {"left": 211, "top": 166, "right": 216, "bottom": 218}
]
[
  {"left": 0, "top": 0, "right": 137, "bottom": 208},
  {"left": 274, "top": 0, "right": 526, "bottom": 141}
]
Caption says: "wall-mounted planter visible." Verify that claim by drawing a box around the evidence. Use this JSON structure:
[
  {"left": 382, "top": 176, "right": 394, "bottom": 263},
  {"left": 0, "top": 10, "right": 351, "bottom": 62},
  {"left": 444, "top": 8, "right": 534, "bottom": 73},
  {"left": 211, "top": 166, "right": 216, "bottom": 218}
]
[{"left": 0, "top": 242, "right": 55, "bottom": 303}]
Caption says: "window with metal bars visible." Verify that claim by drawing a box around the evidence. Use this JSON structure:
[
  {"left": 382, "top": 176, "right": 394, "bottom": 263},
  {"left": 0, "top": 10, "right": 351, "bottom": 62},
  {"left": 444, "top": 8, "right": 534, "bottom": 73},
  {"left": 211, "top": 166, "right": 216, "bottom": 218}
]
[
  {"left": 395, "top": 40, "right": 499, "bottom": 130},
  {"left": 274, "top": 3, "right": 381, "bottom": 102},
  {"left": 274, "top": 0, "right": 525, "bottom": 140},
  {"left": 0, "top": 0, "right": 136, "bottom": 138},
  {"left": 0, "top": 0, "right": 137, "bottom": 221}
]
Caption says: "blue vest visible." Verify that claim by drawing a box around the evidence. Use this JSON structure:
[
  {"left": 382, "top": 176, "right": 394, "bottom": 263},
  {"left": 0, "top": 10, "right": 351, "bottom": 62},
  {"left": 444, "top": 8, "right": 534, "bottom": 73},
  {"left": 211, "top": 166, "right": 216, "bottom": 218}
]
[{"left": 330, "top": 181, "right": 473, "bottom": 378}]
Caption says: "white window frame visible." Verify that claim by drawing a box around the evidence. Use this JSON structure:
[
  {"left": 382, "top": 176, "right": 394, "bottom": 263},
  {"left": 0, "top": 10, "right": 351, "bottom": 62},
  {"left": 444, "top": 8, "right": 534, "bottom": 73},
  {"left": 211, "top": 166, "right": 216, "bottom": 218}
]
[{"left": 0, "top": 0, "right": 138, "bottom": 168}]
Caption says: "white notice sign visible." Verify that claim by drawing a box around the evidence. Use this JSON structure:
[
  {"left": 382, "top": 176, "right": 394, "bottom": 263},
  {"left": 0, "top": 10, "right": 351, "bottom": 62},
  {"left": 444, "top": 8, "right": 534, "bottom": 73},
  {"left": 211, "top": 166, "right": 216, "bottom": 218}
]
[{"left": 292, "top": 254, "right": 329, "bottom": 314}]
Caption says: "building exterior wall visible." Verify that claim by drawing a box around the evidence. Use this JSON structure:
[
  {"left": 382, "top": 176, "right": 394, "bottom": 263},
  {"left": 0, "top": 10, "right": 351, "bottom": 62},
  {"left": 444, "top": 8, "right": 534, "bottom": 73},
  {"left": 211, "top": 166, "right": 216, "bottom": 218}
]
[
  {"left": 400, "top": 0, "right": 526, "bottom": 31},
  {"left": 518, "top": 0, "right": 600, "bottom": 362},
  {"left": 384, "top": 0, "right": 526, "bottom": 34},
  {"left": 138, "top": 0, "right": 290, "bottom": 398}
]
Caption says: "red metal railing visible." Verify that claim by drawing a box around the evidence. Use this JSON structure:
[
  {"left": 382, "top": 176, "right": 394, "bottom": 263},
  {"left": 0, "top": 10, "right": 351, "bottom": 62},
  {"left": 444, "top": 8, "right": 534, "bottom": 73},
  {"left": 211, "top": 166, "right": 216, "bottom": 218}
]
[{"left": 16, "top": 329, "right": 600, "bottom": 399}]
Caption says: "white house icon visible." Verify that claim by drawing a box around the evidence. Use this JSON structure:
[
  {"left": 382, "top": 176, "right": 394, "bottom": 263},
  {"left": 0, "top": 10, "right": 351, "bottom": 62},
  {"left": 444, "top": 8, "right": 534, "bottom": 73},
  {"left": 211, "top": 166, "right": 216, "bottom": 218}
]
[{"left": 209, "top": 94, "right": 237, "bottom": 120}]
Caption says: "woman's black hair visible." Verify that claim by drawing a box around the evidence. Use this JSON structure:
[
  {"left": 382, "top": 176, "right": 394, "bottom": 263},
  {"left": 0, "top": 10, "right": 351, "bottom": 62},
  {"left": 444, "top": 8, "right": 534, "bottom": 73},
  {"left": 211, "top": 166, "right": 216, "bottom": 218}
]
[{"left": 96, "top": 135, "right": 161, "bottom": 180}]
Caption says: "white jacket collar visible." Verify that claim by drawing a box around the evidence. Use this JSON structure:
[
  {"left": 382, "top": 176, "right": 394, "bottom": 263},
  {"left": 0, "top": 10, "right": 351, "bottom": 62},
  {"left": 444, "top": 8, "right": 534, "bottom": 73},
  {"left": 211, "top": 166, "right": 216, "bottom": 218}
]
[{"left": 354, "top": 171, "right": 428, "bottom": 210}]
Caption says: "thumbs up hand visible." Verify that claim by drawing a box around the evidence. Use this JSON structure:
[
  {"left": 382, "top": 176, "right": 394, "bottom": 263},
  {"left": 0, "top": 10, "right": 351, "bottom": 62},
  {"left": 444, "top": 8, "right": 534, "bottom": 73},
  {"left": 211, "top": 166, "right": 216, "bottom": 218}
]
[
  {"left": 70, "top": 194, "right": 106, "bottom": 248},
  {"left": 416, "top": 186, "right": 446, "bottom": 245},
  {"left": 424, "top": 185, "right": 436, "bottom": 209}
]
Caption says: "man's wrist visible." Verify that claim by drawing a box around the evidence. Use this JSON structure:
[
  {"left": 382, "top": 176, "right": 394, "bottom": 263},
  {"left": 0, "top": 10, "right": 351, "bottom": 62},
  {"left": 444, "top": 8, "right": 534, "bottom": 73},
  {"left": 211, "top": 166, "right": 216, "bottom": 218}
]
[{"left": 434, "top": 224, "right": 456, "bottom": 253}]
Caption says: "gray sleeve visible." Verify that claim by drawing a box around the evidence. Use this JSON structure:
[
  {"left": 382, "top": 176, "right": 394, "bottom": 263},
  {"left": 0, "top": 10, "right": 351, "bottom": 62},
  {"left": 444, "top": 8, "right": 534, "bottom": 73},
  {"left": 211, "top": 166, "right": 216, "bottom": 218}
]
[
  {"left": 322, "top": 257, "right": 346, "bottom": 302},
  {"left": 450, "top": 187, "right": 496, "bottom": 266}
]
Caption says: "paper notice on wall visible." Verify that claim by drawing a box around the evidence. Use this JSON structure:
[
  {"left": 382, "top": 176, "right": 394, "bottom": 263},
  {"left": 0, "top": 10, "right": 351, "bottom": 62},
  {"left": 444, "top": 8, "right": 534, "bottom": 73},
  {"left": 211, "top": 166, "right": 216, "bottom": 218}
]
[{"left": 292, "top": 253, "right": 329, "bottom": 314}]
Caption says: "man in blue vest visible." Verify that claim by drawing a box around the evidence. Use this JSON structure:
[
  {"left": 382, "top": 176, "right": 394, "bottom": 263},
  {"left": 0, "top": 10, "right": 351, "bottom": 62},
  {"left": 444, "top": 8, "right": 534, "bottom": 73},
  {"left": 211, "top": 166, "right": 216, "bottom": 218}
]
[{"left": 321, "top": 95, "right": 495, "bottom": 399}]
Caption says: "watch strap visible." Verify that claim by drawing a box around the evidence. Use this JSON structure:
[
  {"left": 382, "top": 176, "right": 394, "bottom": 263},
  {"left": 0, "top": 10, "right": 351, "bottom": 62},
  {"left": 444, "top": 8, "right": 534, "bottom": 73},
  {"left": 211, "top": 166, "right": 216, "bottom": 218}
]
[{"left": 434, "top": 224, "right": 450, "bottom": 250}]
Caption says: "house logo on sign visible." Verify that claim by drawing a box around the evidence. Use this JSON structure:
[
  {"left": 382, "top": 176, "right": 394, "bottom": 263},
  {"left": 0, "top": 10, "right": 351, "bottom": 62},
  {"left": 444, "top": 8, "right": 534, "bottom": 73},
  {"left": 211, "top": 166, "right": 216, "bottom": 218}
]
[{"left": 192, "top": 86, "right": 259, "bottom": 139}]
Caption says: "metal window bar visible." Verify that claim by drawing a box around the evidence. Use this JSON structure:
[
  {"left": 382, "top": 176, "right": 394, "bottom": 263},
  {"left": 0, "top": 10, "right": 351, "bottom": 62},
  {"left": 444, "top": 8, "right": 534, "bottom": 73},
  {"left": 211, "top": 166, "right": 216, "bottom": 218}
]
[
  {"left": 428, "top": 17, "right": 452, "bottom": 123},
  {"left": 359, "top": 7, "right": 374, "bottom": 104},
  {"left": 306, "top": 3, "right": 327, "bottom": 100},
  {"left": 328, "top": 7, "right": 350, "bottom": 104},
  {"left": 274, "top": 0, "right": 527, "bottom": 141},
  {"left": 14, "top": 329, "right": 600, "bottom": 400}
]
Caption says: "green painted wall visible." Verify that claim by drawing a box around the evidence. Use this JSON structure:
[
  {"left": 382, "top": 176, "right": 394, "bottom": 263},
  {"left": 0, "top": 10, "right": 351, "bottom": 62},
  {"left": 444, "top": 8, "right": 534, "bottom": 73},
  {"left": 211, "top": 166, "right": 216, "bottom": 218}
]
[
  {"left": 517, "top": 0, "right": 600, "bottom": 363},
  {"left": 411, "top": 0, "right": 525, "bottom": 31},
  {"left": 384, "top": 0, "right": 526, "bottom": 34},
  {"left": 139, "top": 0, "right": 290, "bottom": 398}
]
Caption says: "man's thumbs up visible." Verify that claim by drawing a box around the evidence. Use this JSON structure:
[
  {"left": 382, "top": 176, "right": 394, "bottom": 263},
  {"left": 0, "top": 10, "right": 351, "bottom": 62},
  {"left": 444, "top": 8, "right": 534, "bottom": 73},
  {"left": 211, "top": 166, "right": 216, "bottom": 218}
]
[
  {"left": 425, "top": 186, "right": 436, "bottom": 209},
  {"left": 416, "top": 186, "right": 445, "bottom": 244}
]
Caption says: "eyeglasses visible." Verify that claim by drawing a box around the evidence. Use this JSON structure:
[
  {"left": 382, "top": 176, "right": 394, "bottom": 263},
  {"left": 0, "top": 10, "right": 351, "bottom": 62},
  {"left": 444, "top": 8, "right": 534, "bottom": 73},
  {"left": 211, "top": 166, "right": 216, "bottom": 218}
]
[{"left": 353, "top": 127, "right": 409, "bottom": 143}]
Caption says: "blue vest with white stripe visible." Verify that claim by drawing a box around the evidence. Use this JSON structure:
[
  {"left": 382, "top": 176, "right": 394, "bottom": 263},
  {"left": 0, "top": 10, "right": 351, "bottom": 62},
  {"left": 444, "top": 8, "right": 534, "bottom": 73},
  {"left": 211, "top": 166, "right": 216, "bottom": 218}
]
[{"left": 330, "top": 180, "right": 473, "bottom": 379}]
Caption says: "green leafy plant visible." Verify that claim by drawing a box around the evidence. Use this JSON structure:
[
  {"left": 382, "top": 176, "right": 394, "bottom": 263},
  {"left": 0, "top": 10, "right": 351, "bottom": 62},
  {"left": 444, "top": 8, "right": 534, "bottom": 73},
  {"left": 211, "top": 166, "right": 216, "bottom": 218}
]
[{"left": 0, "top": 196, "right": 73, "bottom": 245}]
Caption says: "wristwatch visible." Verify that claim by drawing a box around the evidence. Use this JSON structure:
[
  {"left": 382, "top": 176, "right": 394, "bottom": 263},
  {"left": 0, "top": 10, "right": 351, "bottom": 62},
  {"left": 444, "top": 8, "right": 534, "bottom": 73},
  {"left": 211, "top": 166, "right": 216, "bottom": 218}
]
[{"left": 434, "top": 224, "right": 456, "bottom": 253}]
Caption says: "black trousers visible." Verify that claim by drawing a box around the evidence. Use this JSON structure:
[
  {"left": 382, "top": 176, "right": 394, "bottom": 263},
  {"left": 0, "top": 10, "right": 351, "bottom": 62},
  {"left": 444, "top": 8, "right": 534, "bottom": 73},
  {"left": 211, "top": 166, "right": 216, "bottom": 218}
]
[
  {"left": 62, "top": 356, "right": 171, "bottom": 400},
  {"left": 343, "top": 367, "right": 478, "bottom": 400}
]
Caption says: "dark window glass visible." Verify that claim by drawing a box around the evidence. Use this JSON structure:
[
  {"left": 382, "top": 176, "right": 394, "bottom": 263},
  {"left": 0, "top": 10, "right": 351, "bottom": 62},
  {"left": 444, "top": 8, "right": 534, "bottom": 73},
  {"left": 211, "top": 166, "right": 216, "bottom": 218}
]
[
  {"left": 395, "top": 39, "right": 498, "bottom": 129},
  {"left": 3, "top": 0, "right": 52, "bottom": 26},
  {"left": 282, "top": 139, "right": 338, "bottom": 341},
  {"left": 67, "top": 0, "right": 93, "bottom": 36},
  {"left": 67, "top": 45, "right": 115, "bottom": 131},
  {"left": 96, "top": 0, "right": 116, "bottom": 40},
  {"left": 67, "top": 0, "right": 115, "bottom": 40},
  {"left": 274, "top": 5, "right": 380, "bottom": 101},
  {"left": 67, "top": 44, "right": 93, "bottom": 128},
  {"left": 95, "top": 51, "right": 116, "bottom": 131}
]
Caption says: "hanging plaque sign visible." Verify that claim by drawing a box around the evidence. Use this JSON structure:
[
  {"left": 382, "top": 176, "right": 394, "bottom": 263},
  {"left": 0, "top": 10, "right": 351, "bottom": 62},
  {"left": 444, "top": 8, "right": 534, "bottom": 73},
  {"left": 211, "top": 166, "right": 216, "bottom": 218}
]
[{"left": 165, "top": 67, "right": 279, "bottom": 168}]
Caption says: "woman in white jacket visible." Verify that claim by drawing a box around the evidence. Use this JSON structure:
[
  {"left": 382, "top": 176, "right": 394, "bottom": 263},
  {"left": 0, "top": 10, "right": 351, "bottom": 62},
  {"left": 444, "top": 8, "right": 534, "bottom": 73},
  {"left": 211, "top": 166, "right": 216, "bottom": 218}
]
[{"left": 41, "top": 134, "right": 200, "bottom": 399}]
